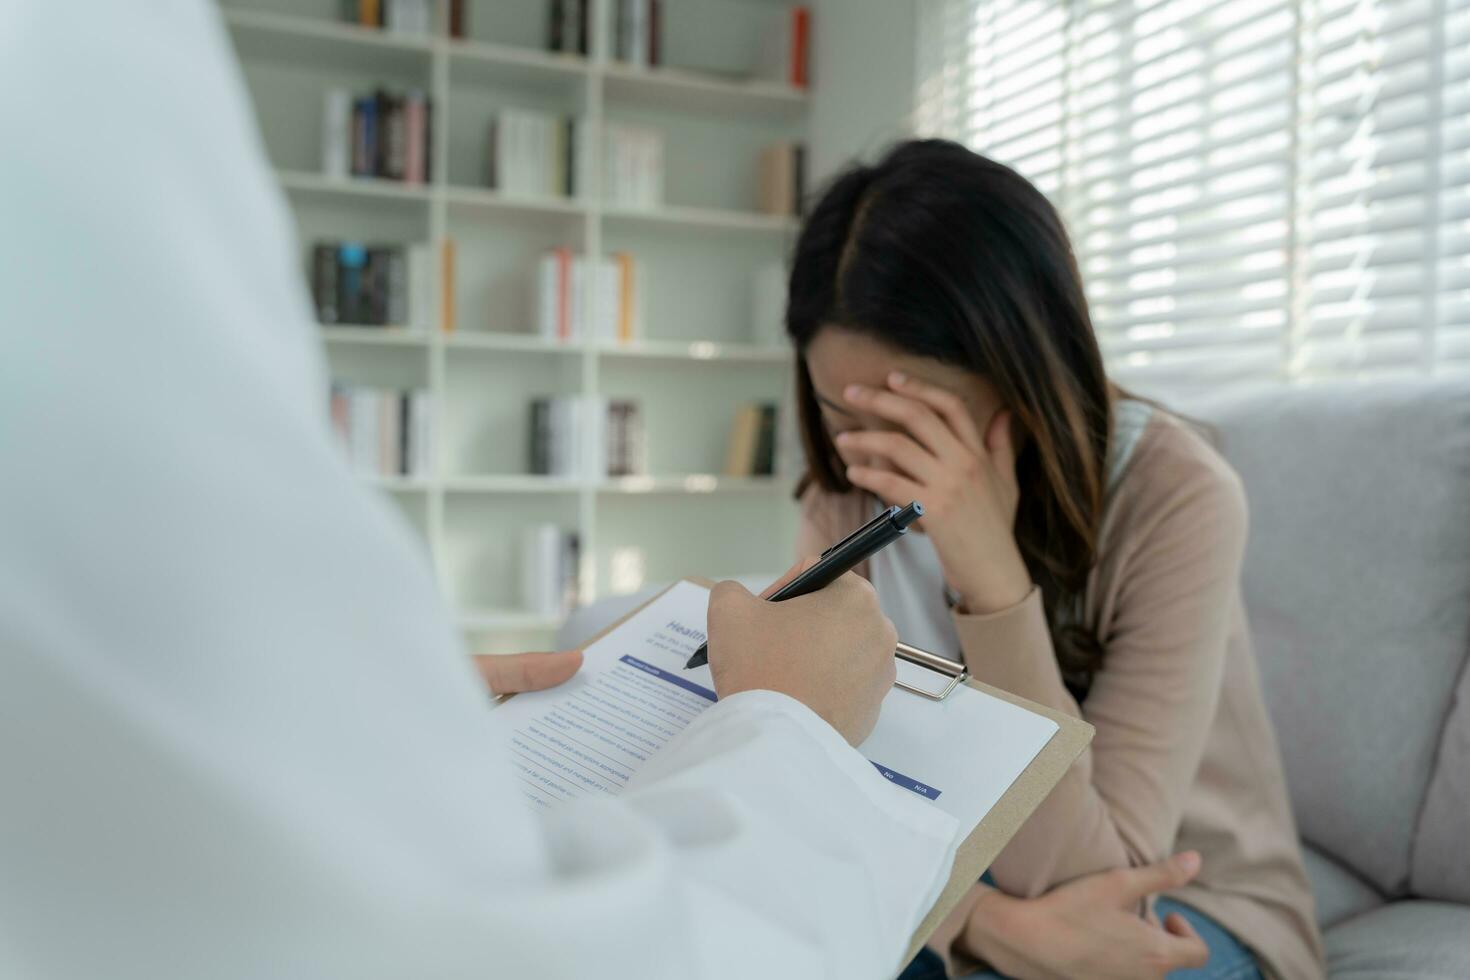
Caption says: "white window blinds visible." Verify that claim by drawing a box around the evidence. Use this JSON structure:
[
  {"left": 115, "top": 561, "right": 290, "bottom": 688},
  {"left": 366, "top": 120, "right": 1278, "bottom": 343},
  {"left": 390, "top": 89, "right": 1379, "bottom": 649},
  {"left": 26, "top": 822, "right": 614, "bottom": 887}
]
[{"left": 914, "top": 0, "right": 1470, "bottom": 395}]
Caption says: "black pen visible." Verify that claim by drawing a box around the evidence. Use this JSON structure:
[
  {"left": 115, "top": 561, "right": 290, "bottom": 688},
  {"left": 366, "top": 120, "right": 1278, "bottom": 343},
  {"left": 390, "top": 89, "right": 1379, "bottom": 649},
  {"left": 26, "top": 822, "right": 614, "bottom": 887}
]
[{"left": 684, "top": 501, "right": 924, "bottom": 669}]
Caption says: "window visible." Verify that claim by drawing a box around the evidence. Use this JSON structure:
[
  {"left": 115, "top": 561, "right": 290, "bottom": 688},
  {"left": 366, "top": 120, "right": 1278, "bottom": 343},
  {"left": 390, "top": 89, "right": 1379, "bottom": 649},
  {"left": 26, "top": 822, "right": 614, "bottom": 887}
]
[{"left": 915, "top": 0, "right": 1470, "bottom": 396}]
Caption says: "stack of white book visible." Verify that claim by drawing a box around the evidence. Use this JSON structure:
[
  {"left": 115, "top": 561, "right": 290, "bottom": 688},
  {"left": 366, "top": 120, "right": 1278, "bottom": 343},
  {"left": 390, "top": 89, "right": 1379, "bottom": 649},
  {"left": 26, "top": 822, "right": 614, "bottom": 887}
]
[
  {"left": 520, "top": 523, "right": 580, "bottom": 618},
  {"left": 534, "top": 248, "right": 640, "bottom": 344},
  {"left": 611, "top": 0, "right": 662, "bottom": 67},
  {"left": 602, "top": 122, "right": 664, "bottom": 209},
  {"left": 381, "top": 0, "right": 434, "bottom": 34},
  {"left": 487, "top": 110, "right": 589, "bottom": 198},
  {"left": 529, "top": 395, "right": 645, "bottom": 479},
  {"left": 329, "top": 385, "right": 433, "bottom": 479},
  {"left": 342, "top": 0, "right": 435, "bottom": 34},
  {"left": 530, "top": 396, "right": 601, "bottom": 480}
]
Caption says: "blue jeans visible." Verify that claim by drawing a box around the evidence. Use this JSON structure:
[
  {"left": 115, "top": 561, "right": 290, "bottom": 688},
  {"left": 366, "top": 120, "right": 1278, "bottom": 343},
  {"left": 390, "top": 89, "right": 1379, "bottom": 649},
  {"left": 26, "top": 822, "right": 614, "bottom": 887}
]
[{"left": 897, "top": 896, "right": 1263, "bottom": 980}]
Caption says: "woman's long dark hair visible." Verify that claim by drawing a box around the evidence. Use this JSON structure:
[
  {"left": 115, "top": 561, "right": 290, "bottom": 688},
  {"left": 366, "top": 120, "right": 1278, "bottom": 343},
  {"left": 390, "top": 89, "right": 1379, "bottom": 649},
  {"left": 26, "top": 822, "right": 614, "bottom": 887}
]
[{"left": 788, "top": 139, "right": 1112, "bottom": 701}]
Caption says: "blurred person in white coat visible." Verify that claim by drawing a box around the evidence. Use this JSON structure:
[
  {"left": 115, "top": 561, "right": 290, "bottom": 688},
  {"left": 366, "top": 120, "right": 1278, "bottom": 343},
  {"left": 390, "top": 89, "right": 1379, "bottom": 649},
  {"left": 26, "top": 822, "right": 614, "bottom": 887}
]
[{"left": 0, "top": 4, "right": 1211, "bottom": 979}]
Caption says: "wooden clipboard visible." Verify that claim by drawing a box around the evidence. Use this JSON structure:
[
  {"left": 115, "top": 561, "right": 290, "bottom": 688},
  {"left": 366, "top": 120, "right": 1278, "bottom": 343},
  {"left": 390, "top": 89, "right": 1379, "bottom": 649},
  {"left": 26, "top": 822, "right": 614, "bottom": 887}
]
[
  {"left": 518, "top": 578, "right": 1093, "bottom": 964},
  {"left": 900, "top": 676, "right": 1093, "bottom": 962}
]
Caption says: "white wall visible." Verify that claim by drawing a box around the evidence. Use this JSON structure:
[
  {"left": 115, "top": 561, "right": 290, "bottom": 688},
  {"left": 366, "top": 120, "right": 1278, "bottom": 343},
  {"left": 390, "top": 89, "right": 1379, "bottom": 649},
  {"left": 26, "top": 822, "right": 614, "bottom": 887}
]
[
  {"left": 808, "top": 0, "right": 918, "bottom": 185},
  {"left": 774, "top": 0, "right": 917, "bottom": 476}
]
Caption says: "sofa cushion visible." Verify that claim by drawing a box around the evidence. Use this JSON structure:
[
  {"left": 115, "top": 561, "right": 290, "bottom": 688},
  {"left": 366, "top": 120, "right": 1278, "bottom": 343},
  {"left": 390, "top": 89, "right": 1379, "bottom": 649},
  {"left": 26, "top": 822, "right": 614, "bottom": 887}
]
[
  {"left": 1192, "top": 380, "right": 1470, "bottom": 896},
  {"left": 1411, "top": 650, "right": 1470, "bottom": 903},
  {"left": 1301, "top": 844, "right": 1381, "bottom": 929},
  {"left": 1325, "top": 900, "right": 1470, "bottom": 979}
]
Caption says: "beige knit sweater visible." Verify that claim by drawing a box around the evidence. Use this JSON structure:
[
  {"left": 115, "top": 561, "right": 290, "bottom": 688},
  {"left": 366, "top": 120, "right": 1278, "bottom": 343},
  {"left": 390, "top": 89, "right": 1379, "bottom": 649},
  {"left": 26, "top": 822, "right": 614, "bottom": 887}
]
[{"left": 798, "top": 411, "right": 1325, "bottom": 980}]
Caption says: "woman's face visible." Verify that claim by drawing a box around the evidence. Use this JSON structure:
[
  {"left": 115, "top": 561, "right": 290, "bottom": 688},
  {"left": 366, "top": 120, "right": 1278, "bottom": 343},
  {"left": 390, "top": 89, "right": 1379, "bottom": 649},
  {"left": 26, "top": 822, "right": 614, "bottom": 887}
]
[{"left": 803, "top": 325, "right": 1005, "bottom": 475}]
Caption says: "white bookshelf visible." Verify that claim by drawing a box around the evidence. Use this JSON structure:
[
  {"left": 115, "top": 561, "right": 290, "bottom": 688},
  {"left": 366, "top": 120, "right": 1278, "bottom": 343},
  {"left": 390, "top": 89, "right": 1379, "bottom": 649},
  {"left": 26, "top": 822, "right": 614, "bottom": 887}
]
[{"left": 221, "top": 0, "right": 804, "bottom": 653}]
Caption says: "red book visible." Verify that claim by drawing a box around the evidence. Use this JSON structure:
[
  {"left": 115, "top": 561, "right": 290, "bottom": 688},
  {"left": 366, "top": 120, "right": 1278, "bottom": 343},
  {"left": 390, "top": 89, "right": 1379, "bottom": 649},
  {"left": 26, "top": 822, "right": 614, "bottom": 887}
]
[
  {"left": 404, "top": 95, "right": 425, "bottom": 185},
  {"left": 648, "top": 0, "right": 661, "bottom": 67},
  {"left": 555, "top": 248, "right": 572, "bottom": 342},
  {"left": 791, "top": 7, "right": 810, "bottom": 88},
  {"left": 330, "top": 388, "right": 350, "bottom": 446}
]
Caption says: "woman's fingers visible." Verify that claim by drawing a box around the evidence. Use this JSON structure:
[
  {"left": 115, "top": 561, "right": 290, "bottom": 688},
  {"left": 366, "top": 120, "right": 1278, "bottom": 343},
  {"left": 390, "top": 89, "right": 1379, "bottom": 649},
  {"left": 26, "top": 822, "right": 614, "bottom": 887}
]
[
  {"left": 843, "top": 384, "right": 968, "bottom": 460},
  {"left": 1163, "top": 913, "right": 1202, "bottom": 942},
  {"left": 985, "top": 409, "right": 1018, "bottom": 477},
  {"left": 1160, "top": 913, "right": 1210, "bottom": 970},
  {"left": 835, "top": 429, "right": 942, "bottom": 483},
  {"left": 475, "top": 650, "right": 584, "bottom": 696},
  {"left": 846, "top": 465, "right": 925, "bottom": 508},
  {"left": 886, "top": 372, "right": 985, "bottom": 453},
  {"left": 1109, "top": 852, "right": 1202, "bottom": 908}
]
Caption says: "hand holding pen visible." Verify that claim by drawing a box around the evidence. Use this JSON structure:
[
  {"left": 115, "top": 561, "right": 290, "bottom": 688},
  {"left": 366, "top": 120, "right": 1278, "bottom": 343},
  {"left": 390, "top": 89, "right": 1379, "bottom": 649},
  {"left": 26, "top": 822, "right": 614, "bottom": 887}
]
[
  {"left": 685, "top": 501, "right": 924, "bottom": 669},
  {"left": 702, "top": 566, "right": 903, "bottom": 747}
]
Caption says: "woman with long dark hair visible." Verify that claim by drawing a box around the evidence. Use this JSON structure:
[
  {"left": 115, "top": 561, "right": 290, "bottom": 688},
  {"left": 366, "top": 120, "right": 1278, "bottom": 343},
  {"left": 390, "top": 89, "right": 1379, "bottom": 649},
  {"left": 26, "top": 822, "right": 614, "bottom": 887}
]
[{"left": 787, "top": 140, "right": 1324, "bottom": 979}]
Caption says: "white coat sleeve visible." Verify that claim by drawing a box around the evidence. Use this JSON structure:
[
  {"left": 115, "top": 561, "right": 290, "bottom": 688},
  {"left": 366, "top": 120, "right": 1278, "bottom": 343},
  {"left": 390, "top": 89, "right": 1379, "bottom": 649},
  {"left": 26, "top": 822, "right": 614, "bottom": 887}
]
[{"left": 0, "top": 4, "right": 960, "bottom": 979}]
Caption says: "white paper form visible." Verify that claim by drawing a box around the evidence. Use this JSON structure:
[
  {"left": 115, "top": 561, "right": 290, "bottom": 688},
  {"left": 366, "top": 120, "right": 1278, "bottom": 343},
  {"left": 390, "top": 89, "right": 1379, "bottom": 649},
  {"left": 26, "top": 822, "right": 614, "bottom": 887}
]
[{"left": 491, "top": 581, "right": 1059, "bottom": 830}]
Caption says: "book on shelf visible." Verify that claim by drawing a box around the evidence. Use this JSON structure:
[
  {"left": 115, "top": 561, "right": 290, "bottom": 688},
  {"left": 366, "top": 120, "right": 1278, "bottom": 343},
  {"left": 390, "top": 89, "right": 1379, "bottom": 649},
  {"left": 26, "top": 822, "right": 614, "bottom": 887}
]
[
  {"left": 529, "top": 396, "right": 646, "bottom": 479},
  {"left": 322, "top": 90, "right": 352, "bottom": 179},
  {"left": 449, "top": 0, "right": 467, "bottom": 38},
  {"left": 759, "top": 5, "right": 811, "bottom": 88},
  {"left": 441, "top": 238, "right": 456, "bottom": 332},
  {"left": 547, "top": 0, "right": 591, "bottom": 56},
  {"left": 347, "top": 0, "right": 381, "bottom": 26},
  {"left": 530, "top": 396, "right": 594, "bottom": 478},
  {"left": 723, "top": 403, "right": 779, "bottom": 477},
  {"left": 521, "top": 523, "right": 581, "bottom": 618},
  {"left": 603, "top": 122, "right": 664, "bottom": 209},
  {"left": 534, "top": 248, "right": 640, "bottom": 344},
  {"left": 323, "top": 87, "right": 432, "bottom": 184},
  {"left": 385, "top": 0, "right": 432, "bottom": 33},
  {"left": 311, "top": 240, "right": 433, "bottom": 328},
  {"left": 340, "top": 0, "right": 434, "bottom": 34},
  {"left": 757, "top": 141, "right": 807, "bottom": 217},
  {"left": 486, "top": 110, "right": 587, "bottom": 199},
  {"left": 604, "top": 400, "right": 646, "bottom": 477},
  {"left": 481, "top": 111, "right": 659, "bottom": 208},
  {"left": 612, "top": 0, "right": 663, "bottom": 67},
  {"left": 329, "top": 385, "right": 433, "bottom": 479}
]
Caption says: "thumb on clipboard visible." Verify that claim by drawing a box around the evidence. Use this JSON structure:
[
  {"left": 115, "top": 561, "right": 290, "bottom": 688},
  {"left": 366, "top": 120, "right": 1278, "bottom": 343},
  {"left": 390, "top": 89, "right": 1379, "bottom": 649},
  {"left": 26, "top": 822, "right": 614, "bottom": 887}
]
[{"left": 475, "top": 649, "right": 584, "bottom": 696}]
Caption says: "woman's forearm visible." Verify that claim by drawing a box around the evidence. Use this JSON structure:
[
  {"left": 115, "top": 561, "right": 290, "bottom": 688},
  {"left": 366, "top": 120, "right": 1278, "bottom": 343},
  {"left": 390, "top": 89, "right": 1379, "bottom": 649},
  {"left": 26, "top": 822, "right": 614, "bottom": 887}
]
[
  {"left": 952, "top": 886, "right": 1021, "bottom": 971},
  {"left": 951, "top": 591, "right": 1132, "bottom": 895},
  {"left": 947, "top": 854, "right": 1210, "bottom": 980}
]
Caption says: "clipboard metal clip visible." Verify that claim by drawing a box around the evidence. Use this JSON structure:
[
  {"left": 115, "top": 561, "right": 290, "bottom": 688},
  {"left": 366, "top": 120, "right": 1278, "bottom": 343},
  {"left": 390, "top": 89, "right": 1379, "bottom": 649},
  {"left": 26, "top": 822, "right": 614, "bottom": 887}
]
[{"left": 894, "top": 641, "right": 969, "bottom": 701}]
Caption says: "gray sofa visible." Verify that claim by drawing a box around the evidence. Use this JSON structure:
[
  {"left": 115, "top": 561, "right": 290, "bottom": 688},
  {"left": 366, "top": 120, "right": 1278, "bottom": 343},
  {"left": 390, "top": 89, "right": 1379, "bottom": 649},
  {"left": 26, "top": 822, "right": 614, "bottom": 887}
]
[
  {"left": 1193, "top": 379, "right": 1470, "bottom": 978},
  {"left": 558, "top": 379, "right": 1470, "bottom": 978}
]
